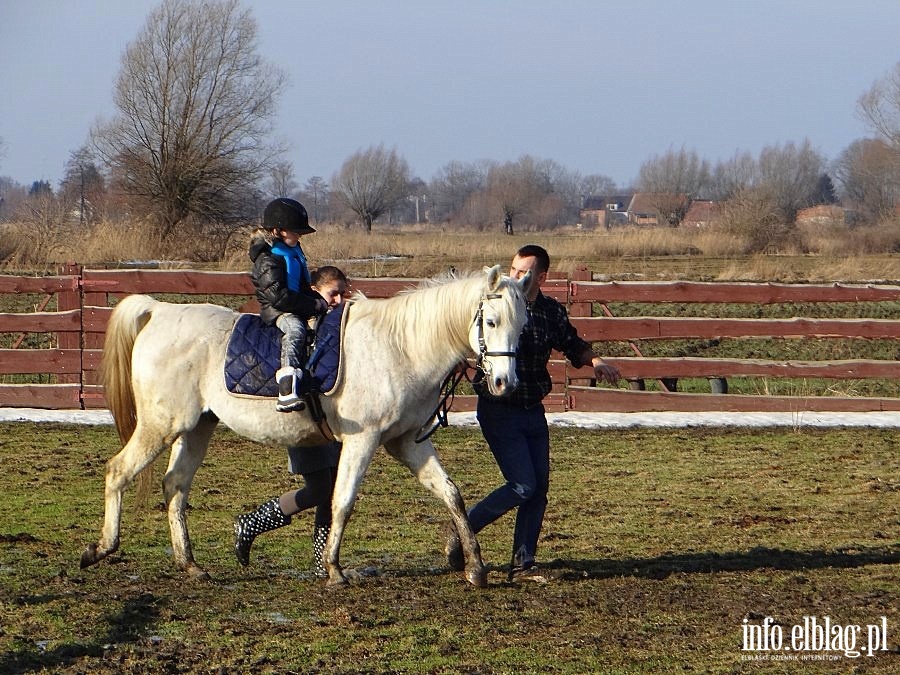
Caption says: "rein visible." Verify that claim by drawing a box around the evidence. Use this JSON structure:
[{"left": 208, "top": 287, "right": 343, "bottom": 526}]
[{"left": 415, "top": 366, "right": 470, "bottom": 443}]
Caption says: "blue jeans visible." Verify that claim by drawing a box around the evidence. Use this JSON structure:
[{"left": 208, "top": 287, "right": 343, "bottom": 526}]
[
  {"left": 276, "top": 314, "right": 308, "bottom": 369},
  {"left": 468, "top": 397, "right": 550, "bottom": 568}
]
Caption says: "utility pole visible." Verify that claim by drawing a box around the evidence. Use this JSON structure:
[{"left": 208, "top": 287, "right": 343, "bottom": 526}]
[{"left": 79, "top": 164, "right": 86, "bottom": 225}]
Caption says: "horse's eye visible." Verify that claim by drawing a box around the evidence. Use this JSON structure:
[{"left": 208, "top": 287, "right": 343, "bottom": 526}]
[{"left": 486, "top": 319, "right": 496, "bottom": 328}]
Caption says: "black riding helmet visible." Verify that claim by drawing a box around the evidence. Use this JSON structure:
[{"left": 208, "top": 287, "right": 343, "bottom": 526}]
[{"left": 263, "top": 198, "right": 316, "bottom": 235}]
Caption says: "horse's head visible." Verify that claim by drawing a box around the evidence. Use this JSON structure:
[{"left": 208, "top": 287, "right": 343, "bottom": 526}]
[{"left": 469, "top": 265, "right": 531, "bottom": 396}]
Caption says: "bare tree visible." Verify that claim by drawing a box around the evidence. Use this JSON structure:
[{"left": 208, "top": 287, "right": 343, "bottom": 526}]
[
  {"left": 91, "top": 0, "right": 286, "bottom": 238},
  {"left": 268, "top": 160, "right": 298, "bottom": 199},
  {"left": 0, "top": 177, "right": 27, "bottom": 223},
  {"left": 429, "top": 160, "right": 488, "bottom": 222},
  {"left": 332, "top": 144, "right": 410, "bottom": 232},
  {"left": 579, "top": 173, "right": 618, "bottom": 198},
  {"left": 17, "top": 182, "right": 69, "bottom": 259},
  {"left": 855, "top": 63, "right": 900, "bottom": 221},
  {"left": 719, "top": 185, "right": 786, "bottom": 253},
  {"left": 60, "top": 145, "right": 106, "bottom": 224},
  {"left": 0, "top": 138, "right": 8, "bottom": 221},
  {"left": 637, "top": 147, "right": 711, "bottom": 225},
  {"left": 710, "top": 150, "right": 759, "bottom": 200},
  {"left": 756, "top": 139, "right": 824, "bottom": 223},
  {"left": 639, "top": 147, "right": 711, "bottom": 195},
  {"left": 300, "top": 176, "right": 329, "bottom": 223},
  {"left": 535, "top": 158, "right": 580, "bottom": 226},
  {"left": 486, "top": 155, "right": 554, "bottom": 235},
  {"left": 858, "top": 62, "right": 900, "bottom": 148},
  {"left": 833, "top": 138, "right": 900, "bottom": 223}
]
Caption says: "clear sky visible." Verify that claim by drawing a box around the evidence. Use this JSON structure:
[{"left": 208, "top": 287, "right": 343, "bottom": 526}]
[{"left": 1, "top": 0, "right": 899, "bottom": 191}]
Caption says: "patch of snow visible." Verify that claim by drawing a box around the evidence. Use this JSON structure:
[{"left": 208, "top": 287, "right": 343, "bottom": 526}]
[
  {"left": 1, "top": 408, "right": 897, "bottom": 428},
  {"left": 448, "top": 411, "right": 900, "bottom": 428}
]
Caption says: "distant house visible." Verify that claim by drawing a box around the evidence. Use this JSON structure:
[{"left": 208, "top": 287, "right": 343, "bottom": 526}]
[
  {"left": 627, "top": 193, "right": 691, "bottom": 226},
  {"left": 796, "top": 204, "right": 846, "bottom": 226},
  {"left": 682, "top": 199, "right": 721, "bottom": 227},
  {"left": 579, "top": 195, "right": 631, "bottom": 229}
]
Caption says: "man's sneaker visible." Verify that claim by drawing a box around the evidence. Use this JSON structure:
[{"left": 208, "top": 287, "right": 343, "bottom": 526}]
[{"left": 508, "top": 564, "right": 550, "bottom": 584}]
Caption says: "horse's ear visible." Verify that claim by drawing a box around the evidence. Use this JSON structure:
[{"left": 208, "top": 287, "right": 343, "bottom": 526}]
[
  {"left": 516, "top": 270, "right": 534, "bottom": 296},
  {"left": 484, "top": 265, "right": 502, "bottom": 291}
]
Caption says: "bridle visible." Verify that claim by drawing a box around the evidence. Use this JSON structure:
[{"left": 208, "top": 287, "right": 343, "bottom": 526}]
[
  {"left": 416, "top": 289, "right": 518, "bottom": 443},
  {"left": 473, "top": 292, "right": 517, "bottom": 374}
]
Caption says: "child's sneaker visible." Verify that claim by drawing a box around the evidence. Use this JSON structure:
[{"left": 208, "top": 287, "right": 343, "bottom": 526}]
[{"left": 276, "top": 367, "right": 305, "bottom": 412}]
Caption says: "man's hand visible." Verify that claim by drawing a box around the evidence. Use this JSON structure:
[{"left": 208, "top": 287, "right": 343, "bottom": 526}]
[{"left": 592, "top": 357, "right": 620, "bottom": 386}]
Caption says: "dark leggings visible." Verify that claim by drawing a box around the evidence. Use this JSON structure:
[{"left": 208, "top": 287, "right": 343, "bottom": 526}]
[{"left": 279, "top": 466, "right": 337, "bottom": 527}]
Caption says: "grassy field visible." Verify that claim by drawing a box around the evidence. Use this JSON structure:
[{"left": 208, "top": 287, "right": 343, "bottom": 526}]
[
  {"left": 3, "top": 220, "right": 899, "bottom": 282},
  {"left": 0, "top": 422, "right": 897, "bottom": 673}
]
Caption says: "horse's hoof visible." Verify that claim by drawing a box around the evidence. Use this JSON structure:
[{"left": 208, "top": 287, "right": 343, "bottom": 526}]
[
  {"left": 325, "top": 572, "right": 349, "bottom": 588},
  {"left": 184, "top": 564, "right": 211, "bottom": 581},
  {"left": 80, "top": 543, "right": 100, "bottom": 569},
  {"left": 80, "top": 544, "right": 97, "bottom": 569},
  {"left": 465, "top": 567, "right": 488, "bottom": 588}
]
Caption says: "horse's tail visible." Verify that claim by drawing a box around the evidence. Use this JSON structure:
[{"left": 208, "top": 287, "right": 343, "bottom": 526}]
[
  {"left": 102, "top": 295, "right": 163, "bottom": 505},
  {"left": 102, "top": 294, "right": 156, "bottom": 446}
]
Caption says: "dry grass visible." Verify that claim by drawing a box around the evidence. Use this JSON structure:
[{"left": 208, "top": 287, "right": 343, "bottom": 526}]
[
  {"left": 716, "top": 254, "right": 900, "bottom": 283},
  {"left": 798, "top": 221, "right": 900, "bottom": 256},
  {"left": 1, "top": 218, "right": 898, "bottom": 282}
]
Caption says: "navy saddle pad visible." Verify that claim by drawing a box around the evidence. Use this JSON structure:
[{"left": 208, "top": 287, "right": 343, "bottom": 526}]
[{"left": 224, "top": 305, "right": 345, "bottom": 397}]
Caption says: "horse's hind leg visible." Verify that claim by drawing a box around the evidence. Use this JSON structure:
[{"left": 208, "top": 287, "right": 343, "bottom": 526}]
[
  {"left": 80, "top": 422, "right": 169, "bottom": 569},
  {"left": 384, "top": 435, "right": 487, "bottom": 587},
  {"left": 162, "top": 413, "right": 217, "bottom": 580}
]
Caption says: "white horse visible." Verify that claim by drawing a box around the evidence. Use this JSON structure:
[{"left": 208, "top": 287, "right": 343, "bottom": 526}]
[{"left": 80, "top": 266, "right": 532, "bottom": 587}]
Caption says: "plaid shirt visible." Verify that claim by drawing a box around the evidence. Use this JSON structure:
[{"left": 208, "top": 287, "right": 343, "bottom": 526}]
[{"left": 476, "top": 291, "right": 591, "bottom": 409}]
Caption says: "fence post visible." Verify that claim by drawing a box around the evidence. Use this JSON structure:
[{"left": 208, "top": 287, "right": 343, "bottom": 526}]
[
  {"left": 56, "top": 263, "right": 84, "bottom": 406},
  {"left": 567, "top": 267, "right": 594, "bottom": 410}
]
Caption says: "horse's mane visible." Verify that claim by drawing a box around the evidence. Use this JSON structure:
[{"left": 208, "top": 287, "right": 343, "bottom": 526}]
[{"left": 351, "top": 271, "right": 517, "bottom": 369}]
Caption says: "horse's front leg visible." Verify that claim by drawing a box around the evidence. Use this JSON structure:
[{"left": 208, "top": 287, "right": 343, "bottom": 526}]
[
  {"left": 384, "top": 435, "right": 487, "bottom": 588},
  {"left": 324, "top": 433, "right": 379, "bottom": 587}
]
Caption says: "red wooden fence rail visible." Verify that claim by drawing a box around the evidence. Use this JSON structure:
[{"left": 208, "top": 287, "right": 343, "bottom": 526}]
[{"left": 1, "top": 265, "right": 898, "bottom": 413}]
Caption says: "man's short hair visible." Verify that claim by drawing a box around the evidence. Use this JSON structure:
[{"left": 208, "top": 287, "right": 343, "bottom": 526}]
[{"left": 515, "top": 245, "right": 550, "bottom": 274}]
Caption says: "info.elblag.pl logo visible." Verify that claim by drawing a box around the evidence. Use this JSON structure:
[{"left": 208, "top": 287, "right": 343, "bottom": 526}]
[{"left": 741, "top": 615, "right": 890, "bottom": 660}]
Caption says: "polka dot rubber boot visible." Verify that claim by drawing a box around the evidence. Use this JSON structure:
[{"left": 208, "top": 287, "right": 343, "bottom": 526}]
[
  {"left": 312, "top": 524, "right": 330, "bottom": 578},
  {"left": 233, "top": 497, "right": 291, "bottom": 566}
]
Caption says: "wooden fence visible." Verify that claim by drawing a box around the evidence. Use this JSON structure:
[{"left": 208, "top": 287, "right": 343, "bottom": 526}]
[{"left": 1, "top": 264, "right": 898, "bottom": 414}]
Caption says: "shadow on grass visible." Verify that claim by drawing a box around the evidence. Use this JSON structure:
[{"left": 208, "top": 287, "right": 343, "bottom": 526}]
[
  {"left": 0, "top": 592, "right": 162, "bottom": 674},
  {"left": 323, "top": 544, "right": 899, "bottom": 584},
  {"left": 551, "top": 544, "right": 900, "bottom": 581}
]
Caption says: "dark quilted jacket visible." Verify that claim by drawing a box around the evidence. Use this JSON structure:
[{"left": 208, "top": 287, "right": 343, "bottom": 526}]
[{"left": 249, "top": 231, "right": 324, "bottom": 325}]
